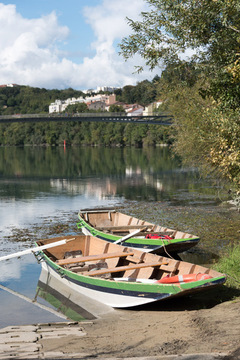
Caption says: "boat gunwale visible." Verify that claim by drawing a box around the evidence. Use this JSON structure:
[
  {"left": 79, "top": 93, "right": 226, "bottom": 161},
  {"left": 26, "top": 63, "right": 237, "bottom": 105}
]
[
  {"left": 40, "top": 250, "right": 226, "bottom": 295},
  {"left": 77, "top": 216, "right": 200, "bottom": 247}
]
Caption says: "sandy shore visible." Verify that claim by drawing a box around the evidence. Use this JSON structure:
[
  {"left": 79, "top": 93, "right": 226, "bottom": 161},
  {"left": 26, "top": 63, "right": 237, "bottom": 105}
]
[{"left": 39, "top": 296, "right": 240, "bottom": 359}]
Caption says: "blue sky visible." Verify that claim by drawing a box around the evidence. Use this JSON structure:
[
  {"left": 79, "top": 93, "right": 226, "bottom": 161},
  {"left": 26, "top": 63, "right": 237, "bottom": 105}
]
[{"left": 0, "top": 0, "right": 159, "bottom": 90}]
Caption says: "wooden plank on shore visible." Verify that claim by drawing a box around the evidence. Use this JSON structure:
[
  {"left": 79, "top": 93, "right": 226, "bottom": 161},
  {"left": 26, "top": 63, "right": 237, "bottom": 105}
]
[{"left": 0, "top": 332, "right": 39, "bottom": 343}]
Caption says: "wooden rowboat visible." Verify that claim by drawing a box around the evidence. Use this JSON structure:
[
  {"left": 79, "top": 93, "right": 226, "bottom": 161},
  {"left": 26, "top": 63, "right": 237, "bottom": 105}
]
[
  {"left": 77, "top": 208, "right": 200, "bottom": 256},
  {"left": 35, "top": 235, "right": 226, "bottom": 309}
]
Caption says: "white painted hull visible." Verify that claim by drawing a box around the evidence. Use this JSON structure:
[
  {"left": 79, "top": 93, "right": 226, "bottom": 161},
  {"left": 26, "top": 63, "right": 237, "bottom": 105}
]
[
  {"left": 41, "top": 262, "right": 164, "bottom": 308},
  {"left": 39, "top": 262, "right": 113, "bottom": 317}
]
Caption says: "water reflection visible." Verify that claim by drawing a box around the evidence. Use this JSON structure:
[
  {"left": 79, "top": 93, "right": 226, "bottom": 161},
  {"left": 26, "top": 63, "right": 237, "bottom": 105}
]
[
  {"left": 35, "top": 264, "right": 112, "bottom": 321},
  {"left": 0, "top": 257, "right": 66, "bottom": 328},
  {"left": 36, "top": 279, "right": 95, "bottom": 322},
  {"left": 0, "top": 146, "right": 223, "bottom": 204}
]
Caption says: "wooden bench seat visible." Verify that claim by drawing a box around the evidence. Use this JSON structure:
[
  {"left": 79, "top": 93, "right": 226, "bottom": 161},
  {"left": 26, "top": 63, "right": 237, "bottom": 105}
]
[
  {"left": 87, "top": 261, "right": 168, "bottom": 277},
  {"left": 128, "top": 231, "right": 174, "bottom": 237},
  {"left": 56, "top": 251, "right": 134, "bottom": 266},
  {"left": 96, "top": 226, "right": 174, "bottom": 237},
  {"left": 96, "top": 225, "right": 152, "bottom": 231}
]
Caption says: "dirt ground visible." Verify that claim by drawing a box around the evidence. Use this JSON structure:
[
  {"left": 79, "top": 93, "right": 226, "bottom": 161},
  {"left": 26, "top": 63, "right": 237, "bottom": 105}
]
[{"left": 40, "top": 293, "right": 240, "bottom": 359}]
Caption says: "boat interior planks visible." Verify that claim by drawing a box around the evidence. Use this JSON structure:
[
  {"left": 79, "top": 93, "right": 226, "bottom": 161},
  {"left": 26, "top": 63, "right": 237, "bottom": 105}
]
[
  {"left": 56, "top": 251, "right": 135, "bottom": 266},
  {"left": 77, "top": 208, "right": 200, "bottom": 255}
]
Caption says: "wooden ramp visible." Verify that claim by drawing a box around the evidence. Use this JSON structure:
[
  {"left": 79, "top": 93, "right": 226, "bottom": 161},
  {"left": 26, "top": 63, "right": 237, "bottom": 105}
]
[{"left": 0, "top": 323, "right": 88, "bottom": 359}]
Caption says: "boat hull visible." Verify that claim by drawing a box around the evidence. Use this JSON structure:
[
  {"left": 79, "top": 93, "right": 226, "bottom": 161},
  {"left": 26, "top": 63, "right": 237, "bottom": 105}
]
[
  {"left": 40, "top": 256, "right": 225, "bottom": 309},
  {"left": 35, "top": 235, "right": 226, "bottom": 309},
  {"left": 77, "top": 211, "right": 200, "bottom": 255}
]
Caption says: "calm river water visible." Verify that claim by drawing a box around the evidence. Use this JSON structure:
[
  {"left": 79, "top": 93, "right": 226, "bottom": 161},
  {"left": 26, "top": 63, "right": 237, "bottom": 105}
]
[{"left": 0, "top": 146, "right": 239, "bottom": 327}]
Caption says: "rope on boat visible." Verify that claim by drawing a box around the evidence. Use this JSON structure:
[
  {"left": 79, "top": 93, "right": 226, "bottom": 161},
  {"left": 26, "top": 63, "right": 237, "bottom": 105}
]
[{"left": 161, "top": 238, "right": 175, "bottom": 260}]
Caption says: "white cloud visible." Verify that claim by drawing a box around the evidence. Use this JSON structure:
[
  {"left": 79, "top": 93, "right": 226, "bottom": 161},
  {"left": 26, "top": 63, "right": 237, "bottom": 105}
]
[
  {"left": 0, "top": 1, "right": 159, "bottom": 90},
  {"left": 0, "top": 3, "right": 69, "bottom": 87},
  {"left": 80, "top": 0, "right": 158, "bottom": 88},
  {"left": 83, "top": 0, "right": 146, "bottom": 43},
  {"left": 0, "top": 256, "right": 35, "bottom": 282}
]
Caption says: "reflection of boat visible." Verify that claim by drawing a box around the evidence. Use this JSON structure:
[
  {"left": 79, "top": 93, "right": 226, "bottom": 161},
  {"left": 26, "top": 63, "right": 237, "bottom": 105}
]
[
  {"left": 36, "top": 235, "right": 226, "bottom": 309},
  {"left": 36, "top": 264, "right": 112, "bottom": 321},
  {"left": 77, "top": 208, "right": 200, "bottom": 255}
]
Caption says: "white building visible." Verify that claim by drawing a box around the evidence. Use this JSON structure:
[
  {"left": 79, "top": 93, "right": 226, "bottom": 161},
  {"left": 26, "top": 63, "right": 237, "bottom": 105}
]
[
  {"left": 49, "top": 94, "right": 116, "bottom": 113},
  {"left": 143, "top": 100, "right": 163, "bottom": 116},
  {"left": 126, "top": 104, "right": 144, "bottom": 117},
  {"left": 96, "top": 86, "right": 118, "bottom": 93},
  {"left": 49, "top": 100, "right": 64, "bottom": 113}
]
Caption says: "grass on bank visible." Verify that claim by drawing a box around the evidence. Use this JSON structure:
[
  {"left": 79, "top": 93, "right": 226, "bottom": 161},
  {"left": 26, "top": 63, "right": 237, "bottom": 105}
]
[{"left": 214, "top": 243, "right": 240, "bottom": 291}]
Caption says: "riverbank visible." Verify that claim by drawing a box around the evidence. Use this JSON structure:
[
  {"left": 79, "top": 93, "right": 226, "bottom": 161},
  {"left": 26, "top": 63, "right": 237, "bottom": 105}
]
[
  {"left": 41, "top": 298, "right": 239, "bottom": 359},
  {"left": 1, "top": 297, "right": 239, "bottom": 359},
  {"left": 1, "top": 201, "right": 239, "bottom": 359}
]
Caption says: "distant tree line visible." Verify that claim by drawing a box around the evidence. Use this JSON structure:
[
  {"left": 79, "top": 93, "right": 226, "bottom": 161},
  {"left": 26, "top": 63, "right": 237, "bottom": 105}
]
[
  {"left": 0, "top": 78, "right": 172, "bottom": 147},
  {"left": 0, "top": 121, "right": 170, "bottom": 147},
  {"left": 0, "top": 86, "right": 86, "bottom": 115}
]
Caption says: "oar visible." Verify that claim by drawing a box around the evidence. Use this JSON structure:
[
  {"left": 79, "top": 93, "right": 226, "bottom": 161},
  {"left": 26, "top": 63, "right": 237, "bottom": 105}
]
[
  {"left": 114, "top": 228, "right": 146, "bottom": 244},
  {"left": 0, "top": 237, "right": 76, "bottom": 262}
]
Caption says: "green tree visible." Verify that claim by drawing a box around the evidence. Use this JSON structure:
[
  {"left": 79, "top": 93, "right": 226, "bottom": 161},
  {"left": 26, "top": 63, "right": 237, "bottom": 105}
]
[
  {"left": 160, "top": 78, "right": 240, "bottom": 188},
  {"left": 109, "top": 104, "right": 125, "bottom": 113},
  {"left": 120, "top": 0, "right": 240, "bottom": 106},
  {"left": 120, "top": 0, "right": 240, "bottom": 67},
  {"left": 65, "top": 103, "right": 89, "bottom": 113},
  {"left": 120, "top": 85, "right": 136, "bottom": 104},
  {"left": 120, "top": 0, "right": 240, "bottom": 190},
  {"left": 7, "top": 97, "right": 16, "bottom": 107}
]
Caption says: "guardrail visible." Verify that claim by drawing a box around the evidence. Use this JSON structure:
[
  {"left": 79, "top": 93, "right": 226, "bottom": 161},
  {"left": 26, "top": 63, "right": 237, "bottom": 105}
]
[{"left": 0, "top": 113, "right": 173, "bottom": 125}]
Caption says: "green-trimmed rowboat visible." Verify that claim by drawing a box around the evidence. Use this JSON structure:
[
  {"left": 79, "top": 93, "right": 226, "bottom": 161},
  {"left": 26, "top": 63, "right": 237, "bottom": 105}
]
[
  {"left": 77, "top": 208, "right": 200, "bottom": 256},
  {"left": 36, "top": 235, "right": 226, "bottom": 308}
]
